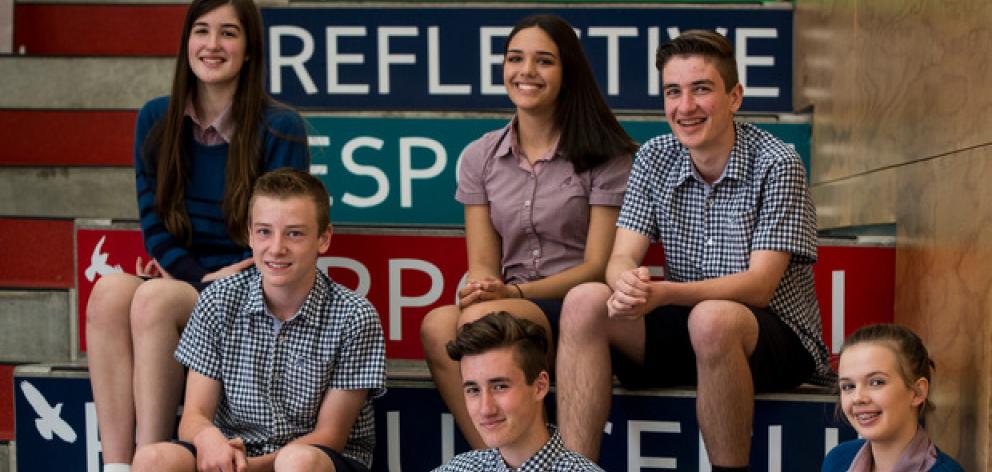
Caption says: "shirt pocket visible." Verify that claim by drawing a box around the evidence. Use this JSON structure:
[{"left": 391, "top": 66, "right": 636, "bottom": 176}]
[
  {"left": 282, "top": 354, "right": 332, "bottom": 421},
  {"left": 551, "top": 177, "right": 591, "bottom": 243},
  {"left": 720, "top": 200, "right": 758, "bottom": 274}
]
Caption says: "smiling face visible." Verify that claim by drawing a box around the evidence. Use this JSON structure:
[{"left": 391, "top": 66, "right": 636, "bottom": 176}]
[
  {"left": 503, "top": 26, "right": 563, "bottom": 117},
  {"left": 461, "top": 346, "right": 548, "bottom": 460},
  {"left": 838, "top": 343, "right": 927, "bottom": 447},
  {"left": 249, "top": 195, "right": 331, "bottom": 300},
  {"left": 187, "top": 3, "right": 246, "bottom": 92},
  {"left": 662, "top": 54, "right": 742, "bottom": 160}
]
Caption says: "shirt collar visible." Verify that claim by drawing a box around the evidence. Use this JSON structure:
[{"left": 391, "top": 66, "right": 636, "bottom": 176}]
[
  {"left": 184, "top": 96, "right": 235, "bottom": 143},
  {"left": 675, "top": 122, "right": 749, "bottom": 188},
  {"left": 246, "top": 267, "right": 331, "bottom": 326},
  {"left": 499, "top": 116, "right": 562, "bottom": 165},
  {"left": 494, "top": 424, "right": 561, "bottom": 472}
]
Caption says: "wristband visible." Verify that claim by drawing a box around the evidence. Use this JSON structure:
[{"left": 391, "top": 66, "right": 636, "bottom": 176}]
[{"left": 512, "top": 284, "right": 524, "bottom": 299}]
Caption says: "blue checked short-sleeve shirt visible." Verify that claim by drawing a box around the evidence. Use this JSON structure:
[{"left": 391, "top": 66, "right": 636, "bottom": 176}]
[
  {"left": 432, "top": 425, "right": 603, "bottom": 472},
  {"left": 175, "top": 266, "right": 386, "bottom": 466},
  {"left": 617, "top": 122, "right": 832, "bottom": 384}
]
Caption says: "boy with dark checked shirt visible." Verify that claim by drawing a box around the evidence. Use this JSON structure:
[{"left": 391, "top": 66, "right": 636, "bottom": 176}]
[
  {"left": 433, "top": 312, "right": 603, "bottom": 472},
  {"left": 555, "top": 30, "right": 832, "bottom": 471},
  {"left": 133, "top": 168, "right": 385, "bottom": 472}
]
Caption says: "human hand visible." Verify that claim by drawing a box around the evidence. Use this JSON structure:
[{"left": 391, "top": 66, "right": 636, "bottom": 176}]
[
  {"left": 135, "top": 257, "right": 169, "bottom": 279},
  {"left": 458, "top": 277, "right": 514, "bottom": 307},
  {"left": 228, "top": 437, "right": 248, "bottom": 472},
  {"left": 193, "top": 427, "right": 240, "bottom": 472},
  {"left": 607, "top": 267, "right": 652, "bottom": 319},
  {"left": 202, "top": 258, "right": 254, "bottom": 283}
]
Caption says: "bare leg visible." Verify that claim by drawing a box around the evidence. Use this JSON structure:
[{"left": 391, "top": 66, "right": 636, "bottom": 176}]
[
  {"left": 132, "top": 442, "right": 196, "bottom": 472},
  {"left": 273, "top": 444, "right": 336, "bottom": 472},
  {"left": 87, "top": 273, "right": 144, "bottom": 464},
  {"left": 556, "top": 282, "right": 645, "bottom": 461},
  {"left": 421, "top": 299, "right": 553, "bottom": 450},
  {"left": 688, "top": 300, "right": 759, "bottom": 467},
  {"left": 130, "top": 279, "right": 198, "bottom": 446}
]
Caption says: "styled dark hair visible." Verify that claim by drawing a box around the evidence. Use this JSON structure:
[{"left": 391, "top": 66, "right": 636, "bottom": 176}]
[
  {"left": 144, "top": 0, "right": 293, "bottom": 248},
  {"left": 841, "top": 323, "right": 936, "bottom": 420},
  {"left": 446, "top": 311, "right": 549, "bottom": 384},
  {"left": 250, "top": 168, "right": 330, "bottom": 232},
  {"left": 505, "top": 14, "right": 637, "bottom": 173},
  {"left": 655, "top": 29, "right": 739, "bottom": 92}
]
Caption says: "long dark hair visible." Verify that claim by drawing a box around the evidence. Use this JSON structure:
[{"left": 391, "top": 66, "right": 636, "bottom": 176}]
[
  {"left": 505, "top": 14, "right": 637, "bottom": 173},
  {"left": 144, "top": 0, "right": 268, "bottom": 247}
]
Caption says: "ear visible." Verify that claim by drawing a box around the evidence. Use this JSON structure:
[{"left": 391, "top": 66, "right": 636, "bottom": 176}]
[
  {"left": 728, "top": 82, "right": 744, "bottom": 113},
  {"left": 911, "top": 377, "right": 929, "bottom": 408},
  {"left": 318, "top": 224, "right": 333, "bottom": 254},
  {"left": 533, "top": 371, "right": 550, "bottom": 402}
]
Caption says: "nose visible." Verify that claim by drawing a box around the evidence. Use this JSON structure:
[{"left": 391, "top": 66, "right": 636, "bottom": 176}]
[
  {"left": 851, "top": 385, "right": 869, "bottom": 404},
  {"left": 271, "top": 233, "right": 288, "bottom": 254},
  {"left": 479, "top": 390, "right": 498, "bottom": 415},
  {"left": 678, "top": 92, "right": 696, "bottom": 111},
  {"left": 522, "top": 57, "right": 537, "bottom": 76},
  {"left": 207, "top": 31, "right": 221, "bottom": 49}
]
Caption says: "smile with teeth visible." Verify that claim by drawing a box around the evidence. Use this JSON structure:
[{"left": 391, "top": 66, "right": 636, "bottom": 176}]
[
  {"left": 677, "top": 117, "right": 706, "bottom": 126},
  {"left": 516, "top": 83, "right": 542, "bottom": 91},
  {"left": 265, "top": 261, "right": 291, "bottom": 269},
  {"left": 854, "top": 411, "right": 880, "bottom": 423}
]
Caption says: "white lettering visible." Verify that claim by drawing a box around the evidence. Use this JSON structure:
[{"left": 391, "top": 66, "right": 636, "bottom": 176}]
[
  {"left": 648, "top": 27, "right": 660, "bottom": 96},
  {"left": 86, "top": 402, "right": 100, "bottom": 472},
  {"left": 480, "top": 27, "right": 512, "bottom": 95},
  {"left": 388, "top": 411, "right": 402, "bottom": 471},
  {"left": 628, "top": 420, "right": 680, "bottom": 470},
  {"left": 317, "top": 257, "right": 371, "bottom": 296},
  {"left": 825, "top": 427, "right": 839, "bottom": 454},
  {"left": 269, "top": 26, "right": 317, "bottom": 95},
  {"left": 768, "top": 425, "right": 782, "bottom": 472},
  {"left": 378, "top": 27, "right": 418, "bottom": 94},
  {"left": 399, "top": 137, "right": 447, "bottom": 208},
  {"left": 832, "top": 270, "right": 845, "bottom": 353},
  {"left": 388, "top": 259, "right": 443, "bottom": 340},
  {"left": 735, "top": 28, "right": 779, "bottom": 98},
  {"left": 587, "top": 27, "right": 638, "bottom": 96},
  {"left": 699, "top": 430, "right": 711, "bottom": 472},
  {"left": 327, "top": 26, "right": 369, "bottom": 94},
  {"left": 340, "top": 137, "right": 389, "bottom": 208},
  {"left": 441, "top": 413, "right": 455, "bottom": 463},
  {"left": 429, "top": 27, "right": 471, "bottom": 95}
]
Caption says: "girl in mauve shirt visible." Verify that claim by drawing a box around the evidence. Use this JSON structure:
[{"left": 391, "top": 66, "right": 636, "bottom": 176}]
[{"left": 420, "top": 13, "right": 636, "bottom": 449}]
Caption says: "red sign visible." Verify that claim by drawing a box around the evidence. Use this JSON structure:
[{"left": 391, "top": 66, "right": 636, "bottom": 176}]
[{"left": 76, "top": 228, "right": 894, "bottom": 360}]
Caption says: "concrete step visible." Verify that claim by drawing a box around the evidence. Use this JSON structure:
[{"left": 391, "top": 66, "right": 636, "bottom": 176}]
[
  {"left": 0, "top": 290, "right": 73, "bottom": 363},
  {"left": 0, "top": 167, "right": 135, "bottom": 219},
  {"left": 0, "top": 111, "right": 135, "bottom": 166},
  {"left": 0, "top": 57, "right": 170, "bottom": 109},
  {"left": 12, "top": 363, "right": 853, "bottom": 471},
  {"left": 13, "top": 4, "right": 184, "bottom": 56},
  {"left": 0, "top": 218, "right": 74, "bottom": 289}
]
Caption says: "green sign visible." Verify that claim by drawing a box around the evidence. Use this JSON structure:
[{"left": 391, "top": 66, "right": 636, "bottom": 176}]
[{"left": 306, "top": 116, "right": 810, "bottom": 226}]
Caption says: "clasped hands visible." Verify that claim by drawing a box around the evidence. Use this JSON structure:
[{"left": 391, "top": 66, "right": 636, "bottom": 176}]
[
  {"left": 458, "top": 276, "right": 518, "bottom": 308},
  {"left": 607, "top": 266, "right": 656, "bottom": 320}
]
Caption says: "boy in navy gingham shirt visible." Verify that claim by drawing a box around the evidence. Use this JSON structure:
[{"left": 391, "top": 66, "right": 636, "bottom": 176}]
[
  {"left": 433, "top": 312, "right": 602, "bottom": 472},
  {"left": 555, "top": 31, "right": 831, "bottom": 471},
  {"left": 133, "top": 169, "right": 385, "bottom": 472}
]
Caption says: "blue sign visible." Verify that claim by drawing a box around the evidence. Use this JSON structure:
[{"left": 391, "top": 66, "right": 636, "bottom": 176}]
[{"left": 264, "top": 7, "right": 794, "bottom": 112}]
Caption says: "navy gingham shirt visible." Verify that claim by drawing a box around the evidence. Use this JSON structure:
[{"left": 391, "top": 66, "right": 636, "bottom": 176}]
[
  {"left": 432, "top": 425, "right": 603, "bottom": 472},
  {"left": 175, "top": 266, "right": 386, "bottom": 466},
  {"left": 617, "top": 122, "right": 832, "bottom": 384}
]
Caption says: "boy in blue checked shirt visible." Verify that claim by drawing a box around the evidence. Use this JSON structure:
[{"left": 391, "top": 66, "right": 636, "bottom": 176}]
[
  {"left": 133, "top": 168, "right": 385, "bottom": 472},
  {"left": 433, "top": 311, "right": 602, "bottom": 472},
  {"left": 555, "top": 30, "right": 831, "bottom": 471}
]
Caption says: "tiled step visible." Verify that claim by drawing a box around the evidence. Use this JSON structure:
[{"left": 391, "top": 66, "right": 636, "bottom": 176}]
[
  {"left": 0, "top": 219, "right": 74, "bottom": 289},
  {"left": 13, "top": 4, "right": 184, "bottom": 56},
  {"left": 13, "top": 363, "right": 853, "bottom": 471},
  {"left": 74, "top": 224, "right": 895, "bottom": 358},
  {"left": 0, "top": 111, "right": 135, "bottom": 166},
  {"left": 0, "top": 290, "right": 72, "bottom": 363},
  {"left": 0, "top": 57, "right": 170, "bottom": 109},
  {"left": 0, "top": 167, "right": 135, "bottom": 219}
]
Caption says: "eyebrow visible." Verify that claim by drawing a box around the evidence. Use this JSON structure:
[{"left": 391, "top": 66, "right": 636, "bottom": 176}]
[
  {"left": 663, "top": 79, "right": 716, "bottom": 89},
  {"left": 193, "top": 21, "right": 242, "bottom": 31},
  {"left": 507, "top": 48, "right": 557, "bottom": 58},
  {"left": 838, "top": 371, "right": 889, "bottom": 382}
]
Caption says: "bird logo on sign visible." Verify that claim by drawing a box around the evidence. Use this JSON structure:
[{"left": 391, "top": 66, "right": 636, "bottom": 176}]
[
  {"left": 19, "top": 380, "right": 78, "bottom": 443},
  {"left": 84, "top": 235, "right": 123, "bottom": 282}
]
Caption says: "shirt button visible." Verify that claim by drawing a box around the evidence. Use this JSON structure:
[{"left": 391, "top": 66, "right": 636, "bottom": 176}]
[
  {"left": 532, "top": 249, "right": 540, "bottom": 256},
  {"left": 706, "top": 238, "right": 714, "bottom": 246},
  {"left": 273, "top": 371, "right": 282, "bottom": 381},
  {"left": 524, "top": 200, "right": 530, "bottom": 207}
]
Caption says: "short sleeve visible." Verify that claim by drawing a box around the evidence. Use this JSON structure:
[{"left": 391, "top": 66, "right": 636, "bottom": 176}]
[
  {"left": 329, "top": 299, "right": 386, "bottom": 396},
  {"left": 175, "top": 289, "right": 224, "bottom": 379},
  {"left": 752, "top": 157, "right": 817, "bottom": 264},
  {"left": 588, "top": 153, "right": 633, "bottom": 207},
  {"left": 616, "top": 140, "right": 663, "bottom": 241},
  {"left": 454, "top": 136, "right": 491, "bottom": 205}
]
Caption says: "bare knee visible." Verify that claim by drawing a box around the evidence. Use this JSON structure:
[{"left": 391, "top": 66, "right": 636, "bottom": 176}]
[
  {"left": 274, "top": 444, "right": 335, "bottom": 472},
  {"left": 87, "top": 273, "right": 142, "bottom": 329},
  {"left": 688, "top": 300, "right": 756, "bottom": 360},
  {"left": 130, "top": 279, "right": 197, "bottom": 334},
  {"left": 420, "top": 305, "right": 460, "bottom": 364},
  {"left": 560, "top": 282, "right": 612, "bottom": 337}
]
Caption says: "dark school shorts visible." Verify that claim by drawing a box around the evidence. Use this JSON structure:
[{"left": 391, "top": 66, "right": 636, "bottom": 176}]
[
  {"left": 611, "top": 304, "right": 814, "bottom": 393},
  {"left": 172, "top": 440, "right": 368, "bottom": 472},
  {"left": 528, "top": 297, "right": 564, "bottom": 345}
]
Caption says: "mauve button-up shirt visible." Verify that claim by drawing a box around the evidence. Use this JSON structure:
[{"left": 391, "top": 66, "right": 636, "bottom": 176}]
[{"left": 456, "top": 120, "right": 632, "bottom": 285}]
